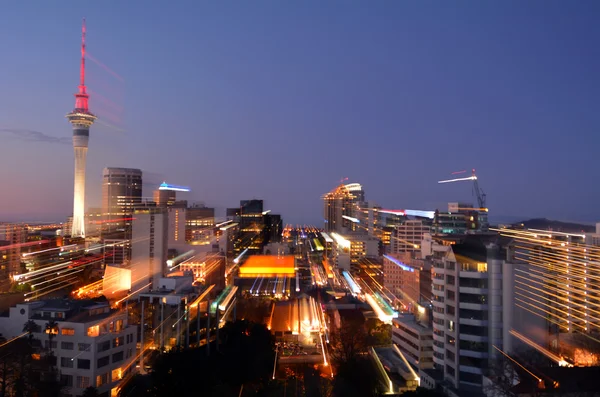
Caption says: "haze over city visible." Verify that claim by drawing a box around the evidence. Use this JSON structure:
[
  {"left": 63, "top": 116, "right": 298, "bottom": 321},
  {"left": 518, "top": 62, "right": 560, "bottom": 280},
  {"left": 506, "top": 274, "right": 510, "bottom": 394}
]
[{"left": 1, "top": 1, "right": 599, "bottom": 224}]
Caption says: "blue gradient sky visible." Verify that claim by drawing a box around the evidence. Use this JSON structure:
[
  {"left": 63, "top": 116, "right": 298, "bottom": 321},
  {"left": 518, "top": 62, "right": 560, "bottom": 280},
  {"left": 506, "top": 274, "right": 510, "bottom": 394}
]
[{"left": 1, "top": 1, "right": 599, "bottom": 225}]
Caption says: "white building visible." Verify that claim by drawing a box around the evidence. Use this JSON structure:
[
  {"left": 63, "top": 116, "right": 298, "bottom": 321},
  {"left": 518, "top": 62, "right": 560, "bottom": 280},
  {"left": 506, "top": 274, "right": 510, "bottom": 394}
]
[
  {"left": 330, "top": 233, "right": 379, "bottom": 272},
  {"left": 131, "top": 208, "right": 168, "bottom": 293},
  {"left": 427, "top": 235, "right": 513, "bottom": 393},
  {"left": 391, "top": 220, "right": 430, "bottom": 256},
  {"left": 392, "top": 314, "right": 434, "bottom": 370},
  {"left": 0, "top": 299, "right": 136, "bottom": 397}
]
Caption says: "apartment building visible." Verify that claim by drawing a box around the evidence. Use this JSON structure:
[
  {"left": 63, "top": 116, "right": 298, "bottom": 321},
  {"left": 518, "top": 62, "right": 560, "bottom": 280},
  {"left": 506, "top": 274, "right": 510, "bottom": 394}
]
[
  {"left": 392, "top": 314, "right": 434, "bottom": 370},
  {"left": 0, "top": 299, "right": 136, "bottom": 397},
  {"left": 426, "top": 234, "right": 513, "bottom": 395}
]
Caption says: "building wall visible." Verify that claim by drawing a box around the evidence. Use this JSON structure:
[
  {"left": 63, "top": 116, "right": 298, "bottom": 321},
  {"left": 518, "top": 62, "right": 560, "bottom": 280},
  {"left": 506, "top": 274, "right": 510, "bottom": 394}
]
[
  {"left": 383, "top": 254, "right": 422, "bottom": 311},
  {"left": 101, "top": 168, "right": 142, "bottom": 228},
  {"left": 0, "top": 223, "right": 28, "bottom": 286},
  {"left": 392, "top": 316, "right": 434, "bottom": 369},
  {"left": 131, "top": 210, "right": 168, "bottom": 293},
  {"left": 0, "top": 303, "right": 136, "bottom": 397},
  {"left": 391, "top": 220, "right": 430, "bottom": 256}
]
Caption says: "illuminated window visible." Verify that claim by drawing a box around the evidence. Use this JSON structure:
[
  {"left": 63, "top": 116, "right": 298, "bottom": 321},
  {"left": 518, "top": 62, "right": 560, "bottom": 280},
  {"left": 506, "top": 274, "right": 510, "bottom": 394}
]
[
  {"left": 61, "top": 328, "right": 75, "bottom": 336},
  {"left": 111, "top": 368, "right": 123, "bottom": 381},
  {"left": 87, "top": 325, "right": 100, "bottom": 337}
]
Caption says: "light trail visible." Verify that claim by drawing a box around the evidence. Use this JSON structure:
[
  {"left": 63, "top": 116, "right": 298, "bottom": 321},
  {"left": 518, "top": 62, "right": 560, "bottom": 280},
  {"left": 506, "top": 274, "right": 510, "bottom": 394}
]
[
  {"left": 0, "top": 332, "right": 28, "bottom": 348},
  {"left": 492, "top": 345, "right": 542, "bottom": 382},
  {"left": 86, "top": 52, "right": 124, "bottom": 81},
  {"left": 509, "top": 330, "right": 570, "bottom": 366},
  {"left": 438, "top": 175, "right": 477, "bottom": 184},
  {"left": 115, "top": 283, "right": 152, "bottom": 305}
]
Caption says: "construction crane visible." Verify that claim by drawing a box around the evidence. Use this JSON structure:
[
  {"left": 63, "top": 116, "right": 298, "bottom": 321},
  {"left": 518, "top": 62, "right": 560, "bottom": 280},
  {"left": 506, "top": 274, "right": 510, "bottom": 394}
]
[
  {"left": 438, "top": 169, "right": 487, "bottom": 211},
  {"left": 471, "top": 169, "right": 486, "bottom": 210}
]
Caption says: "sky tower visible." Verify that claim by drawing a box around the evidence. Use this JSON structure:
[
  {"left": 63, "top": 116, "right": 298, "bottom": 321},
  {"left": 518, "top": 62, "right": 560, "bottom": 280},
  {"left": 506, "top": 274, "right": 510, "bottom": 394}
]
[{"left": 66, "top": 18, "right": 96, "bottom": 238}]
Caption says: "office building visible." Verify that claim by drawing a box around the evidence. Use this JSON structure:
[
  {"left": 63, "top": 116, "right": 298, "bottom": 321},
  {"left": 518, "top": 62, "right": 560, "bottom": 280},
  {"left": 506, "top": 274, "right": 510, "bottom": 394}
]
[
  {"left": 227, "top": 200, "right": 282, "bottom": 256},
  {"left": 383, "top": 253, "right": 431, "bottom": 312},
  {"left": 0, "top": 223, "right": 28, "bottom": 289},
  {"left": 131, "top": 206, "right": 168, "bottom": 293},
  {"left": 186, "top": 204, "right": 215, "bottom": 244},
  {"left": 101, "top": 168, "right": 142, "bottom": 265},
  {"left": 391, "top": 220, "right": 431, "bottom": 257},
  {"left": 154, "top": 189, "right": 176, "bottom": 207},
  {"left": 330, "top": 233, "right": 379, "bottom": 272},
  {"left": 101, "top": 168, "right": 143, "bottom": 228},
  {"left": 432, "top": 203, "right": 484, "bottom": 235},
  {"left": 0, "top": 299, "right": 136, "bottom": 397},
  {"left": 67, "top": 20, "right": 96, "bottom": 238},
  {"left": 322, "top": 183, "right": 363, "bottom": 233},
  {"left": 502, "top": 225, "right": 600, "bottom": 366}
]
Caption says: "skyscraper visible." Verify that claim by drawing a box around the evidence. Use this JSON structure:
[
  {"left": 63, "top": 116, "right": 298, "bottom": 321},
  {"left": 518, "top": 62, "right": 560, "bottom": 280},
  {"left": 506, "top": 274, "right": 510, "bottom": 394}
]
[
  {"left": 101, "top": 167, "right": 143, "bottom": 228},
  {"left": 322, "top": 183, "right": 362, "bottom": 233},
  {"left": 101, "top": 168, "right": 142, "bottom": 264},
  {"left": 66, "top": 19, "right": 96, "bottom": 238}
]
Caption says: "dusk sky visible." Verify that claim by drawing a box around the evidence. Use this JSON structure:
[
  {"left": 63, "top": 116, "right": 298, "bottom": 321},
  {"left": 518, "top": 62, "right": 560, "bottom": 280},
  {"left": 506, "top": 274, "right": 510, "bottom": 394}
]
[{"left": 1, "top": 1, "right": 599, "bottom": 225}]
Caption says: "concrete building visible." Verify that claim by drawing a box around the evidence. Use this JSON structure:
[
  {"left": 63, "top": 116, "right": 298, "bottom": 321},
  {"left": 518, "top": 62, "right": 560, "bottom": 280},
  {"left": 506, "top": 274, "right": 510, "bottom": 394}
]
[
  {"left": 0, "top": 223, "right": 28, "bottom": 289},
  {"left": 101, "top": 168, "right": 143, "bottom": 229},
  {"left": 0, "top": 299, "right": 136, "bottom": 397},
  {"left": 131, "top": 207, "right": 168, "bottom": 293},
  {"left": 427, "top": 235, "right": 513, "bottom": 393},
  {"left": 383, "top": 254, "right": 431, "bottom": 312},
  {"left": 392, "top": 314, "right": 434, "bottom": 370},
  {"left": 330, "top": 233, "right": 379, "bottom": 272},
  {"left": 101, "top": 168, "right": 143, "bottom": 265},
  {"left": 322, "top": 183, "right": 363, "bottom": 233},
  {"left": 391, "top": 220, "right": 431, "bottom": 257},
  {"left": 153, "top": 189, "right": 176, "bottom": 207}
]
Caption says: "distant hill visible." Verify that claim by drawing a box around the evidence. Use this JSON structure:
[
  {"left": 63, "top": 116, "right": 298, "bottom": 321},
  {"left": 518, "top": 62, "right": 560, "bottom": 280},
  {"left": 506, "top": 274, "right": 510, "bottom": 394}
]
[{"left": 512, "top": 218, "right": 596, "bottom": 233}]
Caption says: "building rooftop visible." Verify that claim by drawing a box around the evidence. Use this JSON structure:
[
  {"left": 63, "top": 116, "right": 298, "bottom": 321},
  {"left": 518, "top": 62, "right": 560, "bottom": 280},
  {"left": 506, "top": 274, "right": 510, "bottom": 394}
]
[
  {"left": 4, "top": 297, "right": 116, "bottom": 323},
  {"left": 238, "top": 255, "right": 295, "bottom": 277},
  {"left": 393, "top": 314, "right": 432, "bottom": 333}
]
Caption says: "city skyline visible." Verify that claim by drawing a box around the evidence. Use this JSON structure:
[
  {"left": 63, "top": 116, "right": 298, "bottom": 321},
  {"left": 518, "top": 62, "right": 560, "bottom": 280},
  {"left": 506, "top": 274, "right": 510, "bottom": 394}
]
[{"left": 1, "top": 1, "right": 600, "bottom": 225}]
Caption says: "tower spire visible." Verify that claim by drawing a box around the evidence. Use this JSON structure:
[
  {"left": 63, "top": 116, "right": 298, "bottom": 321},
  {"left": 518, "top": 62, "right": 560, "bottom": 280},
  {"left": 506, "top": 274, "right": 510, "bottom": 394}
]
[
  {"left": 80, "top": 18, "right": 86, "bottom": 88},
  {"left": 74, "top": 18, "right": 89, "bottom": 112}
]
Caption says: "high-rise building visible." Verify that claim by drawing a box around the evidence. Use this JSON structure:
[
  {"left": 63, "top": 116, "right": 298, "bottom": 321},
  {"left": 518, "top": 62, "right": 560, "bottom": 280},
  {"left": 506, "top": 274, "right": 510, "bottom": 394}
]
[
  {"left": 426, "top": 235, "right": 513, "bottom": 393},
  {"left": 131, "top": 207, "right": 168, "bottom": 293},
  {"left": 0, "top": 223, "right": 28, "bottom": 291},
  {"left": 391, "top": 220, "right": 431, "bottom": 257},
  {"left": 154, "top": 189, "right": 176, "bottom": 207},
  {"left": 101, "top": 168, "right": 143, "bottom": 228},
  {"left": 66, "top": 19, "right": 96, "bottom": 238},
  {"left": 322, "top": 183, "right": 363, "bottom": 233},
  {"left": 186, "top": 204, "right": 215, "bottom": 244},
  {"left": 101, "top": 168, "right": 142, "bottom": 265}
]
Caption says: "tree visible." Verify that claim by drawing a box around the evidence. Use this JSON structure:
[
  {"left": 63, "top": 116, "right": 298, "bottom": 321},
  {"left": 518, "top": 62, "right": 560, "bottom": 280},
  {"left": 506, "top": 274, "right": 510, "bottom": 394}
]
[
  {"left": 365, "top": 318, "right": 392, "bottom": 346},
  {"left": 23, "top": 320, "right": 40, "bottom": 344},
  {"left": 121, "top": 320, "right": 275, "bottom": 397},
  {"left": 329, "top": 314, "right": 368, "bottom": 364},
  {"left": 44, "top": 320, "right": 58, "bottom": 354}
]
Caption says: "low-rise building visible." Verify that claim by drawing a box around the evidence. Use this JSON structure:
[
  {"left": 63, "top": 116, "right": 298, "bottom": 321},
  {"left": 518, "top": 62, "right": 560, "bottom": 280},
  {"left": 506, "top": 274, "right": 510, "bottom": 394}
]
[
  {"left": 0, "top": 298, "right": 136, "bottom": 397},
  {"left": 392, "top": 314, "right": 434, "bottom": 370}
]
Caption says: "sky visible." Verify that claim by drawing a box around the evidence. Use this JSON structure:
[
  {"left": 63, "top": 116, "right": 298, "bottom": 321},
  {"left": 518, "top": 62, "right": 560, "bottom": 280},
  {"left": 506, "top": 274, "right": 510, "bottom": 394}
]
[{"left": 1, "top": 1, "right": 599, "bottom": 225}]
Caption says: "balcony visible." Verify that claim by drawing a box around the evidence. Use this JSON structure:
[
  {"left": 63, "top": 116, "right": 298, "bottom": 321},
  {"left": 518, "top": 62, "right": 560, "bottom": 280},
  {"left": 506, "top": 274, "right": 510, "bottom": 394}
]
[
  {"left": 459, "top": 349, "right": 489, "bottom": 359},
  {"left": 459, "top": 318, "right": 488, "bottom": 327},
  {"left": 459, "top": 302, "right": 488, "bottom": 311}
]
